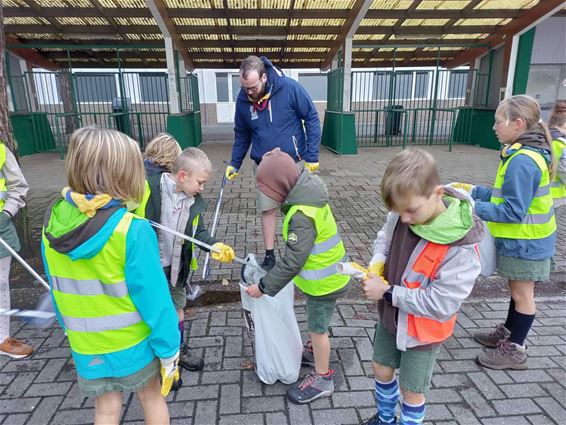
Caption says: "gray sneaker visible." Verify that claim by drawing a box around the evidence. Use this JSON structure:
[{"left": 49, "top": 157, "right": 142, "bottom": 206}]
[
  {"left": 301, "top": 341, "right": 315, "bottom": 367},
  {"left": 477, "top": 340, "right": 527, "bottom": 370},
  {"left": 287, "top": 369, "right": 334, "bottom": 404},
  {"left": 474, "top": 323, "right": 511, "bottom": 348}
]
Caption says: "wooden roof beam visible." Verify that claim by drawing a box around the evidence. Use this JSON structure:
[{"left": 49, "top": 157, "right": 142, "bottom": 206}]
[
  {"left": 4, "top": 7, "right": 523, "bottom": 20},
  {"left": 5, "top": 35, "right": 59, "bottom": 71},
  {"left": 446, "top": 0, "right": 566, "bottom": 68},
  {"left": 321, "top": 0, "right": 373, "bottom": 70},
  {"left": 145, "top": 0, "right": 194, "bottom": 71}
]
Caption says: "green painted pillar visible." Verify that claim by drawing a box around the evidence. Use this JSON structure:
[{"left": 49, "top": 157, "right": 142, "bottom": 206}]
[{"left": 512, "top": 28, "right": 536, "bottom": 95}]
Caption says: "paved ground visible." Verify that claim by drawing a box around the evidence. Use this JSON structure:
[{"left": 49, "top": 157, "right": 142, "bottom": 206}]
[{"left": 1, "top": 142, "right": 563, "bottom": 424}]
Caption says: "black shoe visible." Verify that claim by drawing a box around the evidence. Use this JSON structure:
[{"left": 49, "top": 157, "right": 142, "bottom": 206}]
[
  {"left": 179, "top": 344, "right": 204, "bottom": 371},
  {"left": 261, "top": 254, "right": 276, "bottom": 271}
]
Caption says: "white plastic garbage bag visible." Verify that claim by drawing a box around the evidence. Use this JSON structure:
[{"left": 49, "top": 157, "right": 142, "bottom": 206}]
[{"left": 240, "top": 254, "right": 302, "bottom": 385}]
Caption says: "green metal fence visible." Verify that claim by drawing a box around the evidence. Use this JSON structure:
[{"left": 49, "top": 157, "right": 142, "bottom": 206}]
[
  {"left": 7, "top": 69, "right": 201, "bottom": 157},
  {"left": 350, "top": 68, "right": 484, "bottom": 148}
]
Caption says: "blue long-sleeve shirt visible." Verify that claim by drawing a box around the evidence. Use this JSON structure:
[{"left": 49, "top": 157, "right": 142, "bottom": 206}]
[
  {"left": 472, "top": 147, "right": 556, "bottom": 260},
  {"left": 230, "top": 57, "right": 321, "bottom": 168}
]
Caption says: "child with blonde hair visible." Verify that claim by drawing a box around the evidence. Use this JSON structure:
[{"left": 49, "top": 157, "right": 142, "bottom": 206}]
[
  {"left": 469, "top": 95, "right": 556, "bottom": 370},
  {"left": 363, "top": 148, "right": 483, "bottom": 424},
  {"left": 137, "top": 146, "right": 235, "bottom": 372},
  {"left": 42, "top": 126, "right": 180, "bottom": 424}
]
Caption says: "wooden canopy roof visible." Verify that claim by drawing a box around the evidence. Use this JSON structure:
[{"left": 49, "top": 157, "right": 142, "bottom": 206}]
[{"left": 4, "top": 0, "right": 565, "bottom": 70}]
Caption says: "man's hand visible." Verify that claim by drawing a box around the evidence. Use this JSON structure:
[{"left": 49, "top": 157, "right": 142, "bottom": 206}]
[
  {"left": 362, "top": 273, "right": 389, "bottom": 301},
  {"left": 225, "top": 165, "right": 239, "bottom": 181},
  {"left": 246, "top": 283, "right": 263, "bottom": 298},
  {"left": 160, "top": 352, "right": 180, "bottom": 397},
  {"left": 305, "top": 162, "right": 320, "bottom": 173}
]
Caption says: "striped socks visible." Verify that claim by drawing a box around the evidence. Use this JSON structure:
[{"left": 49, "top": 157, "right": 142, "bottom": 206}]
[
  {"left": 400, "top": 400, "right": 425, "bottom": 425},
  {"left": 374, "top": 377, "right": 399, "bottom": 424}
]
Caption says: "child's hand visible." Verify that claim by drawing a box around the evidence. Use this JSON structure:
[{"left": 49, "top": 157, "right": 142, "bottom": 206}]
[
  {"left": 362, "top": 273, "right": 389, "bottom": 301},
  {"left": 246, "top": 284, "right": 263, "bottom": 298},
  {"left": 212, "top": 243, "right": 235, "bottom": 263},
  {"left": 367, "top": 261, "right": 384, "bottom": 277}
]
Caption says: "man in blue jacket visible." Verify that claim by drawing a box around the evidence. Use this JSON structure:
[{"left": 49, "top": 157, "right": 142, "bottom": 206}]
[{"left": 225, "top": 56, "right": 321, "bottom": 270}]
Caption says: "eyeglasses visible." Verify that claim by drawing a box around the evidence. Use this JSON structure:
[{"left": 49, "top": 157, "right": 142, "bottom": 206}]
[{"left": 242, "top": 79, "right": 263, "bottom": 93}]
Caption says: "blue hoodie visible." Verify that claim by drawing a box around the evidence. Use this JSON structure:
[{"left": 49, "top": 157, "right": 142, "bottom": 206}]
[
  {"left": 42, "top": 200, "right": 179, "bottom": 380},
  {"left": 472, "top": 131, "right": 556, "bottom": 261},
  {"left": 230, "top": 57, "right": 321, "bottom": 168}
]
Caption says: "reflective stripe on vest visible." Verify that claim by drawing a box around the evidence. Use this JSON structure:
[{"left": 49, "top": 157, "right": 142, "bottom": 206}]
[
  {"left": 43, "top": 211, "right": 151, "bottom": 355},
  {"left": 551, "top": 138, "right": 566, "bottom": 205},
  {"left": 282, "top": 204, "right": 350, "bottom": 296},
  {"left": 405, "top": 242, "right": 457, "bottom": 344},
  {"left": 487, "top": 149, "right": 556, "bottom": 239},
  {"left": 0, "top": 143, "right": 6, "bottom": 211}
]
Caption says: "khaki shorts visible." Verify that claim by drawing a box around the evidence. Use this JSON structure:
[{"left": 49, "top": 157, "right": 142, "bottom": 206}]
[
  {"left": 306, "top": 296, "right": 337, "bottom": 334},
  {"left": 372, "top": 322, "right": 441, "bottom": 394},
  {"left": 163, "top": 266, "right": 187, "bottom": 310}
]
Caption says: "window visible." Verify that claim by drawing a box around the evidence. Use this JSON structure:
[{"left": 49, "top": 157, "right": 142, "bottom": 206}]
[
  {"left": 526, "top": 65, "right": 563, "bottom": 106},
  {"left": 231, "top": 74, "right": 241, "bottom": 102},
  {"left": 298, "top": 73, "right": 327, "bottom": 101},
  {"left": 373, "top": 72, "right": 392, "bottom": 100},
  {"left": 139, "top": 73, "right": 167, "bottom": 102},
  {"left": 394, "top": 73, "right": 413, "bottom": 100},
  {"left": 447, "top": 71, "right": 467, "bottom": 99},
  {"left": 414, "top": 72, "right": 430, "bottom": 99},
  {"left": 74, "top": 73, "right": 117, "bottom": 103},
  {"left": 216, "top": 73, "right": 229, "bottom": 102}
]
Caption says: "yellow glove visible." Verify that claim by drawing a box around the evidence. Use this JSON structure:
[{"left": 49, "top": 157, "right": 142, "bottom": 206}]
[
  {"left": 160, "top": 352, "right": 180, "bottom": 397},
  {"left": 368, "top": 261, "right": 385, "bottom": 277},
  {"left": 450, "top": 182, "right": 473, "bottom": 193},
  {"left": 212, "top": 242, "right": 235, "bottom": 263},
  {"left": 305, "top": 162, "right": 320, "bottom": 172},
  {"left": 225, "top": 165, "right": 239, "bottom": 181},
  {"left": 349, "top": 262, "right": 369, "bottom": 279}
]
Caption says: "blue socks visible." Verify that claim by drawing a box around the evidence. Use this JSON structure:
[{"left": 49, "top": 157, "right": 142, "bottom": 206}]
[
  {"left": 400, "top": 400, "right": 425, "bottom": 425},
  {"left": 374, "top": 377, "right": 399, "bottom": 424}
]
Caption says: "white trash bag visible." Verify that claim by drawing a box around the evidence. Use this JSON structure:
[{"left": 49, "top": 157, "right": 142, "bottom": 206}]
[{"left": 240, "top": 254, "right": 302, "bottom": 385}]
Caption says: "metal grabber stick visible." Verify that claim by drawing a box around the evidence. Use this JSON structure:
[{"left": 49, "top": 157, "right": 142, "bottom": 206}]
[
  {"left": 202, "top": 175, "right": 227, "bottom": 279},
  {"left": 0, "top": 235, "right": 55, "bottom": 321}
]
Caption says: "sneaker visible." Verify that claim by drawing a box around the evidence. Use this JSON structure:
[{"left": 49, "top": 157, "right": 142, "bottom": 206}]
[
  {"left": 186, "top": 284, "right": 204, "bottom": 301},
  {"left": 474, "top": 323, "right": 511, "bottom": 348},
  {"left": 364, "top": 413, "right": 397, "bottom": 425},
  {"left": 261, "top": 253, "right": 276, "bottom": 271},
  {"left": 179, "top": 344, "right": 204, "bottom": 371},
  {"left": 0, "top": 337, "right": 33, "bottom": 359},
  {"left": 287, "top": 369, "right": 334, "bottom": 404},
  {"left": 301, "top": 340, "right": 315, "bottom": 367},
  {"left": 476, "top": 339, "right": 527, "bottom": 370}
]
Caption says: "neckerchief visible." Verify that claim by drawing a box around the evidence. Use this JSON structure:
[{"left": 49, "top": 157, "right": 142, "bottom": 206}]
[
  {"left": 62, "top": 187, "right": 121, "bottom": 217},
  {"left": 249, "top": 83, "right": 273, "bottom": 112}
]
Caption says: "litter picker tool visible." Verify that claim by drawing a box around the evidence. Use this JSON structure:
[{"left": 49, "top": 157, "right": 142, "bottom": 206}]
[
  {"left": 202, "top": 175, "right": 227, "bottom": 279},
  {"left": 0, "top": 236, "right": 55, "bottom": 322}
]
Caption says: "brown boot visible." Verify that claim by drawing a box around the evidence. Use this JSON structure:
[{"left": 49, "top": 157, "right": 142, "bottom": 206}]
[
  {"left": 474, "top": 323, "right": 511, "bottom": 348},
  {"left": 477, "top": 340, "right": 527, "bottom": 370},
  {"left": 0, "top": 337, "right": 33, "bottom": 359}
]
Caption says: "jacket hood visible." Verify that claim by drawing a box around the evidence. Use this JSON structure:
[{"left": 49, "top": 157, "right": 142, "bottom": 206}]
[
  {"left": 514, "top": 130, "right": 552, "bottom": 153},
  {"left": 282, "top": 168, "right": 329, "bottom": 211},
  {"left": 44, "top": 198, "right": 125, "bottom": 260},
  {"left": 550, "top": 127, "right": 566, "bottom": 140},
  {"left": 409, "top": 186, "right": 484, "bottom": 246}
]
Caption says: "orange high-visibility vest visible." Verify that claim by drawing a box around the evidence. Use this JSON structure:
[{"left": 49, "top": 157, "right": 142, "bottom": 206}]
[{"left": 405, "top": 242, "right": 456, "bottom": 344}]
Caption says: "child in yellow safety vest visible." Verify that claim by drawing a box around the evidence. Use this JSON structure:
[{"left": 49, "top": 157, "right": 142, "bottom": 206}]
[
  {"left": 361, "top": 148, "right": 483, "bottom": 425},
  {"left": 42, "top": 126, "right": 181, "bottom": 424},
  {"left": 245, "top": 148, "right": 350, "bottom": 405},
  {"left": 0, "top": 140, "right": 34, "bottom": 358},
  {"left": 458, "top": 95, "right": 557, "bottom": 371}
]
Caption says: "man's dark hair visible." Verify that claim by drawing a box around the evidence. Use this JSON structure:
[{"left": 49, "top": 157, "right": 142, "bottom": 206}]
[{"left": 240, "top": 56, "right": 266, "bottom": 79}]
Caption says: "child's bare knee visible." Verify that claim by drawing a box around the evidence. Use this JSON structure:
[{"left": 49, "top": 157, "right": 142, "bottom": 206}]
[
  {"left": 372, "top": 362, "right": 395, "bottom": 381},
  {"left": 400, "top": 388, "right": 425, "bottom": 405}
]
